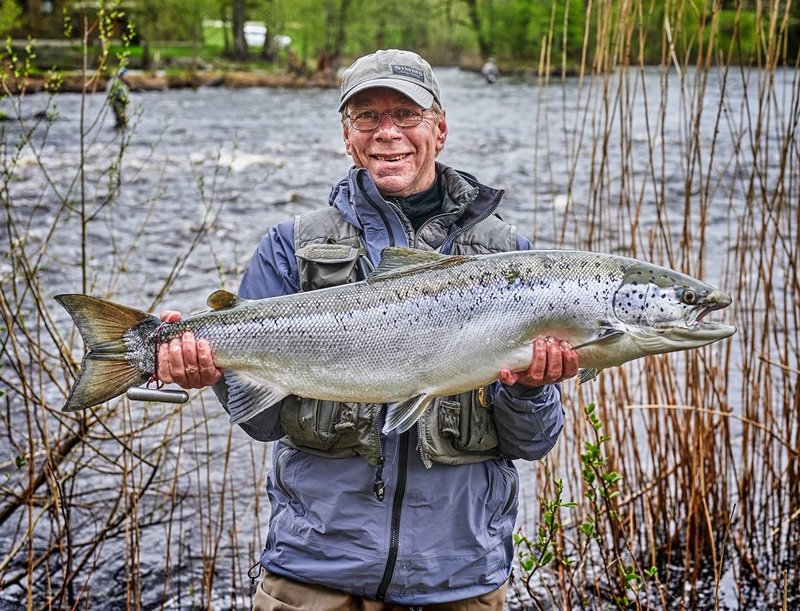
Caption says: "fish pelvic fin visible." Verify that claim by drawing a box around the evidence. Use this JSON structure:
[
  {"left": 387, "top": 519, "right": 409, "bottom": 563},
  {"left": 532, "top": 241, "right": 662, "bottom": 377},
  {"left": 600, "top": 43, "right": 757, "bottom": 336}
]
[
  {"left": 55, "top": 294, "right": 156, "bottom": 411},
  {"left": 383, "top": 393, "right": 432, "bottom": 434},
  {"left": 577, "top": 368, "right": 600, "bottom": 384},
  {"left": 224, "top": 371, "right": 289, "bottom": 424}
]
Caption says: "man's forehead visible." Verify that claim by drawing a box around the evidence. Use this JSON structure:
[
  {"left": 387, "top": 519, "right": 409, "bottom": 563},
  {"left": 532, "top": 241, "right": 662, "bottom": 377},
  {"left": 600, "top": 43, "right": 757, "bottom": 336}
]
[{"left": 347, "top": 87, "right": 417, "bottom": 109}]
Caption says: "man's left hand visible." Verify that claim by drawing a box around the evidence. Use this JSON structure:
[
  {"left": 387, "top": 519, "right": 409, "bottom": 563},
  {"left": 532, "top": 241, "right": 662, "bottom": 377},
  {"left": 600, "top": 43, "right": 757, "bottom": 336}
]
[{"left": 498, "top": 338, "right": 578, "bottom": 387}]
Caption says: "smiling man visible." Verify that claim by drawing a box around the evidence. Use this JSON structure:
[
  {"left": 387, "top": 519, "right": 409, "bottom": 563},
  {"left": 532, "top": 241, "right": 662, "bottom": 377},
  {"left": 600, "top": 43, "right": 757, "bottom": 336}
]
[{"left": 159, "top": 49, "right": 577, "bottom": 609}]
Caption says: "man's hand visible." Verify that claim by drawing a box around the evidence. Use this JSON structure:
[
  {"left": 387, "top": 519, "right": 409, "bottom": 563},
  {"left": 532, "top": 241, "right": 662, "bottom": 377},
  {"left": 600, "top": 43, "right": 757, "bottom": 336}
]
[
  {"left": 498, "top": 338, "right": 578, "bottom": 388},
  {"left": 158, "top": 311, "right": 224, "bottom": 389}
]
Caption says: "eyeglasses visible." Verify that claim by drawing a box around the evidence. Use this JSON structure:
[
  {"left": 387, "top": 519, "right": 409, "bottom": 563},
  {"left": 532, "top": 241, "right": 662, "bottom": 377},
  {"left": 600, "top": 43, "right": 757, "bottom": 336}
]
[{"left": 346, "top": 107, "right": 430, "bottom": 131}]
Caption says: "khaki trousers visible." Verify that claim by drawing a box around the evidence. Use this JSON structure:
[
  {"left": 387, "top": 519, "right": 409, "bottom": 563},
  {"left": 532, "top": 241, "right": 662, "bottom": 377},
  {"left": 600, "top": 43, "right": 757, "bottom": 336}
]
[{"left": 252, "top": 570, "right": 507, "bottom": 611}]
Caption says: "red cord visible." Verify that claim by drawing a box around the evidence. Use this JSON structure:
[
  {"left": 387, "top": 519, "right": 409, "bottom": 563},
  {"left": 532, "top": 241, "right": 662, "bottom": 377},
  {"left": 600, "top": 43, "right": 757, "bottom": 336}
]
[{"left": 147, "top": 321, "right": 168, "bottom": 389}]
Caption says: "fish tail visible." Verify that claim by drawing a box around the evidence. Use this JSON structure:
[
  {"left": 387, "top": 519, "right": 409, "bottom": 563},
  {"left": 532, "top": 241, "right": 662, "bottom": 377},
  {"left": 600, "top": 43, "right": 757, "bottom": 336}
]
[{"left": 55, "top": 294, "right": 158, "bottom": 411}]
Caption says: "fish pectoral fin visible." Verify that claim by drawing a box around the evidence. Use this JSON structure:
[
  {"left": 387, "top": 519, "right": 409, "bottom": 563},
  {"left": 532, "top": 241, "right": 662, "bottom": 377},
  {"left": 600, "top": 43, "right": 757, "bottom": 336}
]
[
  {"left": 571, "top": 327, "right": 625, "bottom": 350},
  {"left": 577, "top": 368, "right": 600, "bottom": 384},
  {"left": 383, "top": 393, "right": 432, "bottom": 434},
  {"left": 225, "top": 371, "right": 289, "bottom": 424}
]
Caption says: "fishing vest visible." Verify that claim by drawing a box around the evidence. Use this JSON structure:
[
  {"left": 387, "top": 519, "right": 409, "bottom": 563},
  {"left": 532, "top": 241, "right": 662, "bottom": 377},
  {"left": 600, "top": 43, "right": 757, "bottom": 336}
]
[{"left": 280, "top": 206, "right": 517, "bottom": 467}]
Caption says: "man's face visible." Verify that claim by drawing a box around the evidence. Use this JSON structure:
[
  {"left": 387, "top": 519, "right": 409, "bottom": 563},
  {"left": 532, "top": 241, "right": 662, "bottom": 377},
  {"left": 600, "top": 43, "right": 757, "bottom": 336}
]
[{"left": 343, "top": 88, "right": 447, "bottom": 198}]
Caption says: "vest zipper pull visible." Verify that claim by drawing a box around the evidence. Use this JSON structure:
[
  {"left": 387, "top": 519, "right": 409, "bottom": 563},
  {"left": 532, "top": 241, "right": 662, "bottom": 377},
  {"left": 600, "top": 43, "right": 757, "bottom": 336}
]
[
  {"left": 248, "top": 560, "right": 263, "bottom": 586},
  {"left": 373, "top": 455, "right": 386, "bottom": 501}
]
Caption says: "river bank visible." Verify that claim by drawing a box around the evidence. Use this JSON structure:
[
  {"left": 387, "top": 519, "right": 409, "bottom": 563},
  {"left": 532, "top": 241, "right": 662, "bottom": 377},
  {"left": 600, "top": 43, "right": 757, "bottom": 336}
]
[{"left": 5, "top": 69, "right": 340, "bottom": 95}]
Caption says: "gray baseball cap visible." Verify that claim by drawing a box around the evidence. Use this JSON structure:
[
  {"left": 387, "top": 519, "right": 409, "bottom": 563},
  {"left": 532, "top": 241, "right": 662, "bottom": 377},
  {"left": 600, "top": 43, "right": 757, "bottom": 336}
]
[{"left": 338, "top": 49, "right": 441, "bottom": 112}]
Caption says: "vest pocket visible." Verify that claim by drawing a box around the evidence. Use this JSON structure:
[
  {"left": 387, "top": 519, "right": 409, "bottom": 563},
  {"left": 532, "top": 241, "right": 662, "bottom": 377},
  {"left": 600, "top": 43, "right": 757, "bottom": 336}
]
[
  {"left": 279, "top": 397, "right": 383, "bottom": 465},
  {"left": 296, "top": 243, "right": 361, "bottom": 291}
]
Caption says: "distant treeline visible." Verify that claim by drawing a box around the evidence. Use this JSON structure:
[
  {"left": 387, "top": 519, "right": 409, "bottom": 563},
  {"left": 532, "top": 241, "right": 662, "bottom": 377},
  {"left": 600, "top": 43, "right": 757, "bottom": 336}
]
[{"left": 13, "top": 0, "right": 800, "bottom": 72}]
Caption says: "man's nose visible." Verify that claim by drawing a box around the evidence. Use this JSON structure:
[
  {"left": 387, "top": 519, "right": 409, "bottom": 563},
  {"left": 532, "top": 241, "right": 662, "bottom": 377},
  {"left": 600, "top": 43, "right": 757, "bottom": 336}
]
[{"left": 374, "top": 113, "right": 401, "bottom": 135}]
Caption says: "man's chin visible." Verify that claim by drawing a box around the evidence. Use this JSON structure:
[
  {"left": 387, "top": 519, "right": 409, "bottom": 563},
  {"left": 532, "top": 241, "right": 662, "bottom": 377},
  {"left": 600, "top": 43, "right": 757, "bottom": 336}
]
[{"left": 373, "top": 177, "right": 414, "bottom": 198}]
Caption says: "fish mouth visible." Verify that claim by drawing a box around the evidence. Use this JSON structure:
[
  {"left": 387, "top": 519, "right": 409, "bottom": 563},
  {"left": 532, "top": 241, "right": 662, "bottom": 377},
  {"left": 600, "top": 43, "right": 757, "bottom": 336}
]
[
  {"left": 683, "top": 291, "right": 736, "bottom": 338},
  {"left": 687, "top": 290, "right": 731, "bottom": 325}
]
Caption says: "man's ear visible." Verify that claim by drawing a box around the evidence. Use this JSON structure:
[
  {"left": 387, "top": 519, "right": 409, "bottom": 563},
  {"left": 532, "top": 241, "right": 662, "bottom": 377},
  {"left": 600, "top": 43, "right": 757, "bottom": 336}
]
[
  {"left": 436, "top": 112, "right": 448, "bottom": 153},
  {"left": 343, "top": 127, "right": 351, "bottom": 155}
]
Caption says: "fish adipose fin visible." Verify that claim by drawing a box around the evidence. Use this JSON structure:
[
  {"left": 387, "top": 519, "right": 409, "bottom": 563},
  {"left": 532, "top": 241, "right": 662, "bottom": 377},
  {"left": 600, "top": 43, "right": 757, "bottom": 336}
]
[
  {"left": 225, "top": 371, "right": 289, "bottom": 424},
  {"left": 207, "top": 290, "right": 245, "bottom": 311},
  {"left": 383, "top": 393, "right": 432, "bottom": 434},
  {"left": 55, "top": 294, "right": 156, "bottom": 411}
]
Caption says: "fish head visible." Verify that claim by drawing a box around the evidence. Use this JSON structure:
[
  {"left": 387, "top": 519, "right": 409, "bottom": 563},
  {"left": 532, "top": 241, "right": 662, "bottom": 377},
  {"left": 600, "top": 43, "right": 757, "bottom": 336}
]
[{"left": 611, "top": 266, "right": 737, "bottom": 356}]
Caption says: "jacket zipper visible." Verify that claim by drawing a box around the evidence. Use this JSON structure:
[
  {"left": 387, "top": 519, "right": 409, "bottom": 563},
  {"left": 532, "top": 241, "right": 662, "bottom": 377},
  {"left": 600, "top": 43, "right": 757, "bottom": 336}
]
[
  {"left": 376, "top": 430, "right": 410, "bottom": 600},
  {"left": 357, "top": 171, "right": 396, "bottom": 248},
  {"left": 438, "top": 189, "right": 505, "bottom": 253}
]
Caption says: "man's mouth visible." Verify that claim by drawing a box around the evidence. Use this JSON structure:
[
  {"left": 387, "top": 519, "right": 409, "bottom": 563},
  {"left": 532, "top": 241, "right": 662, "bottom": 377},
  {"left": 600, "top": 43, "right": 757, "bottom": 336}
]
[{"left": 373, "top": 153, "right": 410, "bottom": 162}]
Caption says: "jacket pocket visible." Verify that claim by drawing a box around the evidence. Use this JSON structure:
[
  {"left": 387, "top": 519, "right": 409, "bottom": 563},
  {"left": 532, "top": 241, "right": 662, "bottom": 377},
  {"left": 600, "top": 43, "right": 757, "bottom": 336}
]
[
  {"left": 296, "top": 242, "right": 360, "bottom": 291},
  {"left": 273, "top": 446, "right": 300, "bottom": 503},
  {"left": 497, "top": 461, "right": 519, "bottom": 517}
]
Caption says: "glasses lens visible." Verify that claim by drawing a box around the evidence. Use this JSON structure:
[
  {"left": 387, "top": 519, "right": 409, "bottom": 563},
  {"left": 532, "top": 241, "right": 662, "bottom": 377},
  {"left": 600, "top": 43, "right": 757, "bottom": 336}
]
[
  {"left": 349, "top": 107, "right": 425, "bottom": 131},
  {"left": 391, "top": 108, "right": 423, "bottom": 127}
]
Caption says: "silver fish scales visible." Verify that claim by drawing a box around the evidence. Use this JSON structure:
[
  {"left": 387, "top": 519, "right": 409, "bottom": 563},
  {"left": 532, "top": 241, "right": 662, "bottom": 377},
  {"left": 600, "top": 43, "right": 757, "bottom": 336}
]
[{"left": 56, "top": 247, "right": 736, "bottom": 433}]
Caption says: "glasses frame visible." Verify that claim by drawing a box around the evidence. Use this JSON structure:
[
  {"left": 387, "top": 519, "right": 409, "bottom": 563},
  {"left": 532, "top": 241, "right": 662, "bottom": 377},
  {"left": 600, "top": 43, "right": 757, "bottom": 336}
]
[{"left": 346, "top": 106, "right": 431, "bottom": 132}]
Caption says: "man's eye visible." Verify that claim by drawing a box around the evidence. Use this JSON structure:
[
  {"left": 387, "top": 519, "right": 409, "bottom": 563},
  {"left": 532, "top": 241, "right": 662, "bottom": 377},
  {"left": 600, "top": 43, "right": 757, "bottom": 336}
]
[
  {"left": 356, "top": 110, "right": 377, "bottom": 120},
  {"left": 397, "top": 108, "right": 419, "bottom": 118}
]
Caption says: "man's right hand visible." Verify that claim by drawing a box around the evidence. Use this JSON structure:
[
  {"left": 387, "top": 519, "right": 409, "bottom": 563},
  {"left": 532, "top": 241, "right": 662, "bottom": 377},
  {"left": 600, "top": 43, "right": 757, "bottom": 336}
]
[{"left": 158, "top": 311, "right": 224, "bottom": 388}]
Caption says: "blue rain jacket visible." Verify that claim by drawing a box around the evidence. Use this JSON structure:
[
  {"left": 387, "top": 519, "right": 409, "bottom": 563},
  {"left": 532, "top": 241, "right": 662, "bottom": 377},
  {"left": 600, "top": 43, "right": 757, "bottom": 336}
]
[{"left": 230, "top": 166, "right": 565, "bottom": 604}]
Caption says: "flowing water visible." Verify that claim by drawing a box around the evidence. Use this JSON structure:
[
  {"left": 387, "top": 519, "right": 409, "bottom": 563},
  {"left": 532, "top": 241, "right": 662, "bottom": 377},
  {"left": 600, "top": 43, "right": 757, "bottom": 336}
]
[{"left": 1, "top": 66, "right": 797, "bottom": 609}]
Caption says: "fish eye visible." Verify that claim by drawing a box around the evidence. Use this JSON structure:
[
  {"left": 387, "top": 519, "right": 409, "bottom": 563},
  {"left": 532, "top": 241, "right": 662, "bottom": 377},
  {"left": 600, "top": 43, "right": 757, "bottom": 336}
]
[{"left": 681, "top": 290, "right": 697, "bottom": 305}]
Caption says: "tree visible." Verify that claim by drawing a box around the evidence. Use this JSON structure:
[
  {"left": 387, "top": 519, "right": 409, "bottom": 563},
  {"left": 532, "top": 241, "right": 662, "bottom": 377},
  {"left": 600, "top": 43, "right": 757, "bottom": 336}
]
[
  {"left": 0, "top": 0, "right": 21, "bottom": 37},
  {"left": 231, "top": 0, "right": 248, "bottom": 61}
]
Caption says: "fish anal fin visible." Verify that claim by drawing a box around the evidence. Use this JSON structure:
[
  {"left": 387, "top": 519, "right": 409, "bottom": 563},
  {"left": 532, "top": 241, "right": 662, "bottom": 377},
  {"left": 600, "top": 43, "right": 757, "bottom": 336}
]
[
  {"left": 225, "top": 371, "right": 289, "bottom": 424},
  {"left": 383, "top": 393, "right": 432, "bottom": 434},
  {"left": 207, "top": 290, "right": 244, "bottom": 311},
  {"left": 577, "top": 368, "right": 600, "bottom": 384}
]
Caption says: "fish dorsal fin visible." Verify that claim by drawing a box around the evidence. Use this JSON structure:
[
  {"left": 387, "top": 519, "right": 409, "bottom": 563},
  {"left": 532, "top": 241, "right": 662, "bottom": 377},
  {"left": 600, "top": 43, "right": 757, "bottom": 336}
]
[
  {"left": 369, "top": 247, "right": 467, "bottom": 280},
  {"left": 207, "top": 290, "right": 244, "bottom": 311}
]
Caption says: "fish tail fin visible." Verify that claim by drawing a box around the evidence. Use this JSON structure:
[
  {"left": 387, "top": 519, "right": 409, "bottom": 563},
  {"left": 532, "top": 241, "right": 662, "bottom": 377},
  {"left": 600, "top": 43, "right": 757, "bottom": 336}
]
[{"left": 55, "top": 294, "right": 158, "bottom": 411}]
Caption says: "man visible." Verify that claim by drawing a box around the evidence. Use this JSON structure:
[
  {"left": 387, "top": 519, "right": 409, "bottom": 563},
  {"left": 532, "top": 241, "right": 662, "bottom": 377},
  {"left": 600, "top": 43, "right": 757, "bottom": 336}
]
[
  {"left": 107, "top": 67, "right": 130, "bottom": 129},
  {"left": 159, "top": 49, "right": 578, "bottom": 609}
]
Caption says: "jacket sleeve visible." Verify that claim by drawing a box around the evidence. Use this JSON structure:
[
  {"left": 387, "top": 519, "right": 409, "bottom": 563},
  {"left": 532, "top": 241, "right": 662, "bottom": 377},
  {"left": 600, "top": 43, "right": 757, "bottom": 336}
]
[
  {"left": 212, "top": 219, "right": 299, "bottom": 442},
  {"left": 482, "top": 230, "right": 565, "bottom": 461},
  {"left": 486, "top": 382, "right": 565, "bottom": 461}
]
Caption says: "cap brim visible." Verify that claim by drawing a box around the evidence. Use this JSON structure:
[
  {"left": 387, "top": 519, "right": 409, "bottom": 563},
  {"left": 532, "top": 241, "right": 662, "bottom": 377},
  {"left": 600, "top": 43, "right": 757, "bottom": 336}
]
[{"left": 338, "top": 78, "right": 435, "bottom": 112}]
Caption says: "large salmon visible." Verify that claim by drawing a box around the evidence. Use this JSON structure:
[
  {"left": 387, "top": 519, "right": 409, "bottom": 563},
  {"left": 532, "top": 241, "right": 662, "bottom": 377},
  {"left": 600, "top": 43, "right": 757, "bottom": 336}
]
[{"left": 56, "top": 247, "right": 736, "bottom": 433}]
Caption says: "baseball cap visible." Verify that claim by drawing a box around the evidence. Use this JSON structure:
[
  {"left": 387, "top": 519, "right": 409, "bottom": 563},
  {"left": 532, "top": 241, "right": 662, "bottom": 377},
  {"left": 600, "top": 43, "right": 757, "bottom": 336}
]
[{"left": 338, "top": 49, "right": 441, "bottom": 112}]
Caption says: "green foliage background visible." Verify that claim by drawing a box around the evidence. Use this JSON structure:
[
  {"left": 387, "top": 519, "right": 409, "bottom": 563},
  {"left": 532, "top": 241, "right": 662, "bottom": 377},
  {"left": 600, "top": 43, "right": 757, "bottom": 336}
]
[{"left": 13, "top": 0, "right": 791, "bottom": 72}]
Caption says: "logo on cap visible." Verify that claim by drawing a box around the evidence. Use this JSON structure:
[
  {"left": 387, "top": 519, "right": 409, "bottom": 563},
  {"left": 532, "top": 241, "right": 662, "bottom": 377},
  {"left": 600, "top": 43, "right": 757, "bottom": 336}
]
[{"left": 391, "top": 65, "right": 425, "bottom": 83}]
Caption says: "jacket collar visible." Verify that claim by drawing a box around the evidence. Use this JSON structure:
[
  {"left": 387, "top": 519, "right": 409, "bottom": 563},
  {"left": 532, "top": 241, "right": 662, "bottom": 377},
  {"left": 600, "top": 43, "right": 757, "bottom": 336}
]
[{"left": 327, "top": 164, "right": 504, "bottom": 264}]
